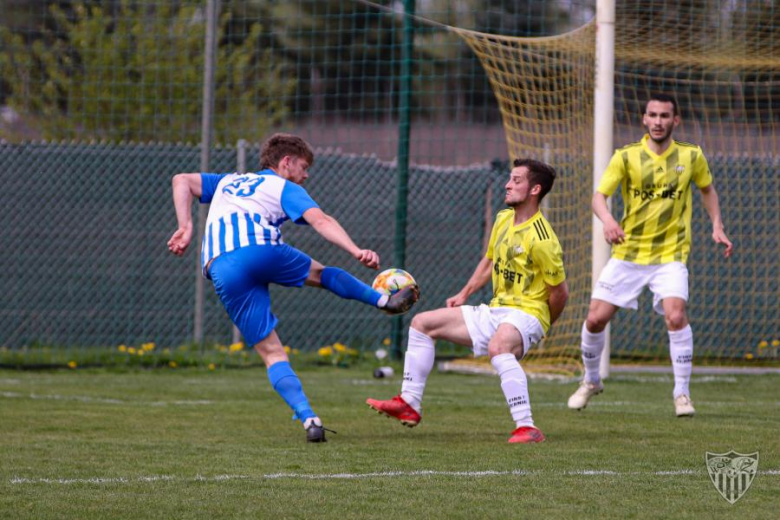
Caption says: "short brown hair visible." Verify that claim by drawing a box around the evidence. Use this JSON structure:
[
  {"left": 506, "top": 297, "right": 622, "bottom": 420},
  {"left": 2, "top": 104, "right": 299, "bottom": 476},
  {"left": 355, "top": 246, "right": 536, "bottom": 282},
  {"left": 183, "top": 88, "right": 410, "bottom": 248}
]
[
  {"left": 512, "top": 158, "right": 557, "bottom": 201},
  {"left": 646, "top": 93, "right": 679, "bottom": 116},
  {"left": 259, "top": 133, "right": 315, "bottom": 170}
]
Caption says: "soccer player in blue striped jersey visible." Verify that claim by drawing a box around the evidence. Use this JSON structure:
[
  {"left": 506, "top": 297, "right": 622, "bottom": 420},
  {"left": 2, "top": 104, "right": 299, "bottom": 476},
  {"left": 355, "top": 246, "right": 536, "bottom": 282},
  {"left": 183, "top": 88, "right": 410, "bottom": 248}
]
[
  {"left": 567, "top": 94, "right": 733, "bottom": 417},
  {"left": 167, "top": 133, "right": 418, "bottom": 442},
  {"left": 367, "top": 159, "right": 569, "bottom": 443}
]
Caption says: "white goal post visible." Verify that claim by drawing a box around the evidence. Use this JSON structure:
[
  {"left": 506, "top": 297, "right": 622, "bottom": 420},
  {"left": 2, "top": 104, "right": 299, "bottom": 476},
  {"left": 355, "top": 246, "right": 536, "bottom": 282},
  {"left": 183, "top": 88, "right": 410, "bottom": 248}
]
[{"left": 593, "top": 0, "right": 615, "bottom": 379}]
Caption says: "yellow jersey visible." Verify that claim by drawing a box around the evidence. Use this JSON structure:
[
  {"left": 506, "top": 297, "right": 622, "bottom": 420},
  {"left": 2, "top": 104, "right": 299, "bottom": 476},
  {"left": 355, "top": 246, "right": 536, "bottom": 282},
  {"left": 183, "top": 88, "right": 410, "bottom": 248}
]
[
  {"left": 597, "top": 135, "right": 713, "bottom": 265},
  {"left": 486, "top": 209, "right": 566, "bottom": 333}
]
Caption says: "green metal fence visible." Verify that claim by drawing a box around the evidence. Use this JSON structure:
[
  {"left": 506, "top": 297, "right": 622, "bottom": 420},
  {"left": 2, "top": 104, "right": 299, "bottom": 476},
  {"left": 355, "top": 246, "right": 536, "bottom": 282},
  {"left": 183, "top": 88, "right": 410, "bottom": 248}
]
[
  {"left": 0, "top": 141, "right": 505, "bottom": 354},
  {"left": 2, "top": 142, "right": 775, "bottom": 360},
  {"left": 1, "top": 1, "right": 778, "bottom": 365}
]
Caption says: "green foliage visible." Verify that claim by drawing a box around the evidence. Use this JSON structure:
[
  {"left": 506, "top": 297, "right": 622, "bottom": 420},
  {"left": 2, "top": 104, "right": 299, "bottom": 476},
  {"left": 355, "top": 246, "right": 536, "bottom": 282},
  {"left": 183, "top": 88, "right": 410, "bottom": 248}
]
[
  {"left": 272, "top": 0, "right": 404, "bottom": 117},
  {"left": 0, "top": 0, "right": 294, "bottom": 143}
]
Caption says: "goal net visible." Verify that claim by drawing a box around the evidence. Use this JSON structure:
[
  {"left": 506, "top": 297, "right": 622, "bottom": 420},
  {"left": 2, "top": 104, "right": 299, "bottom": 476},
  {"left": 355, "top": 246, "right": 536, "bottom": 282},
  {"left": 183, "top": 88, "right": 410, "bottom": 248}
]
[
  {"left": 453, "top": 22, "right": 596, "bottom": 375},
  {"left": 454, "top": 1, "right": 779, "bottom": 370}
]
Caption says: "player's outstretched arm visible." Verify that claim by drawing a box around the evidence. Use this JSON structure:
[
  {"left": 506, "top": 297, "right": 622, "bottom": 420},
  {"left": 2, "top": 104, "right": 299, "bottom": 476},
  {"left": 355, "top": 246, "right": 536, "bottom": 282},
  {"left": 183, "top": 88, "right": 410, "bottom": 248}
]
[
  {"left": 547, "top": 280, "right": 569, "bottom": 326},
  {"left": 302, "top": 207, "right": 379, "bottom": 269},
  {"left": 592, "top": 192, "right": 625, "bottom": 244},
  {"left": 699, "top": 184, "right": 733, "bottom": 258},
  {"left": 168, "top": 173, "right": 202, "bottom": 256},
  {"left": 446, "top": 256, "right": 493, "bottom": 307}
]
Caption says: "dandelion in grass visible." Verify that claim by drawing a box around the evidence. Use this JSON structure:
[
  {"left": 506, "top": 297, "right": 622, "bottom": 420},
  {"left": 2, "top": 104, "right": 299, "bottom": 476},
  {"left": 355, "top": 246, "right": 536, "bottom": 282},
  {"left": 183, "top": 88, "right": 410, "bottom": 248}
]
[
  {"left": 142, "top": 342, "right": 155, "bottom": 352},
  {"left": 208, "top": 363, "right": 216, "bottom": 370},
  {"left": 128, "top": 347, "right": 136, "bottom": 355},
  {"left": 169, "top": 361, "right": 177, "bottom": 368},
  {"left": 67, "top": 361, "right": 77, "bottom": 369},
  {"left": 319, "top": 346, "right": 333, "bottom": 358},
  {"left": 758, "top": 340, "right": 768, "bottom": 350},
  {"left": 383, "top": 337, "right": 391, "bottom": 347},
  {"left": 229, "top": 342, "right": 244, "bottom": 353},
  {"left": 117, "top": 345, "right": 127, "bottom": 352},
  {"left": 745, "top": 353, "right": 754, "bottom": 360}
]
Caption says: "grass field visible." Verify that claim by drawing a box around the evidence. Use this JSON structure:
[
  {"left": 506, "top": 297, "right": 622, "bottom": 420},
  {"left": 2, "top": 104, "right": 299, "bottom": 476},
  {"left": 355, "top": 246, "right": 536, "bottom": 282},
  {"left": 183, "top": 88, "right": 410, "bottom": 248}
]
[{"left": 1, "top": 365, "right": 778, "bottom": 519}]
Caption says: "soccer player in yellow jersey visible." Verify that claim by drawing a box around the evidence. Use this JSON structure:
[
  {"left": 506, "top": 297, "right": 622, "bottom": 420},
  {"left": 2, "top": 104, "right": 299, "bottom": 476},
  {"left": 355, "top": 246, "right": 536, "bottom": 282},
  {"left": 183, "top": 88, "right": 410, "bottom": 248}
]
[
  {"left": 367, "top": 159, "right": 569, "bottom": 443},
  {"left": 568, "top": 94, "right": 733, "bottom": 417}
]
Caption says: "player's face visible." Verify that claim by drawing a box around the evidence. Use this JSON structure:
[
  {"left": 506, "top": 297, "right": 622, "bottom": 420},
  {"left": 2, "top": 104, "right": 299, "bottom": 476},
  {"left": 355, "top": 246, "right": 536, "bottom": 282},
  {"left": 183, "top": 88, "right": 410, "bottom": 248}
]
[
  {"left": 505, "top": 166, "right": 537, "bottom": 207},
  {"left": 643, "top": 100, "right": 679, "bottom": 144},
  {"left": 280, "top": 156, "right": 310, "bottom": 185}
]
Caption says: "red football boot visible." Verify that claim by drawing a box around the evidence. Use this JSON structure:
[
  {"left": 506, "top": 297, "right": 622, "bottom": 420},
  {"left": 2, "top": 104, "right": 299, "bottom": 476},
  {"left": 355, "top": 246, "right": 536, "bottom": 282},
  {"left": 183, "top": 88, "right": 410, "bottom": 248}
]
[
  {"left": 366, "top": 395, "right": 421, "bottom": 427},
  {"left": 508, "top": 426, "right": 546, "bottom": 444}
]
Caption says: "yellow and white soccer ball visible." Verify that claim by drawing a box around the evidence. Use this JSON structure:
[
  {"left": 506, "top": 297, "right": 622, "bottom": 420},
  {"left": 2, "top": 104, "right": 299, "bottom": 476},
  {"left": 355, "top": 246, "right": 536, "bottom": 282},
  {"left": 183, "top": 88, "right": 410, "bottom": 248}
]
[{"left": 371, "top": 268, "right": 417, "bottom": 296}]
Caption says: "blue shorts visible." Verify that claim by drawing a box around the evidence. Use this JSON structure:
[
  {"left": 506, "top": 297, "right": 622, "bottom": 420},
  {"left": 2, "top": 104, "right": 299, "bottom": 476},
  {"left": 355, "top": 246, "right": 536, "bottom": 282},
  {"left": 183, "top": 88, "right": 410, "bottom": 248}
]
[{"left": 208, "top": 244, "right": 312, "bottom": 345}]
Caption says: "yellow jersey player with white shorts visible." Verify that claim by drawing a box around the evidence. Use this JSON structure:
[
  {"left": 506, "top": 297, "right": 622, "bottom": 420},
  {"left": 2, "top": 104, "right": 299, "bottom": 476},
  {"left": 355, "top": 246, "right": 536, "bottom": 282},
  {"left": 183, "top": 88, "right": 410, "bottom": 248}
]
[
  {"left": 568, "top": 94, "right": 733, "bottom": 417},
  {"left": 368, "top": 159, "right": 569, "bottom": 444}
]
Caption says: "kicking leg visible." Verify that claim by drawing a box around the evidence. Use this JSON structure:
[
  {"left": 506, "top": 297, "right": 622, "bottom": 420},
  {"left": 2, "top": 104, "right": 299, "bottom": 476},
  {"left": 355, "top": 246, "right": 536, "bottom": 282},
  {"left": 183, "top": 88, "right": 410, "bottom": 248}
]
[{"left": 306, "top": 260, "right": 418, "bottom": 313}]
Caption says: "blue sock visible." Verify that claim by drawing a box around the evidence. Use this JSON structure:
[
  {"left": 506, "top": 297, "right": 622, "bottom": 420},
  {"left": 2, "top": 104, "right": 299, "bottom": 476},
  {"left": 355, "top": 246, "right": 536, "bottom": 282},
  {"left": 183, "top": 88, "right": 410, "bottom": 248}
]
[
  {"left": 267, "top": 361, "right": 315, "bottom": 422},
  {"left": 321, "top": 266, "right": 382, "bottom": 306}
]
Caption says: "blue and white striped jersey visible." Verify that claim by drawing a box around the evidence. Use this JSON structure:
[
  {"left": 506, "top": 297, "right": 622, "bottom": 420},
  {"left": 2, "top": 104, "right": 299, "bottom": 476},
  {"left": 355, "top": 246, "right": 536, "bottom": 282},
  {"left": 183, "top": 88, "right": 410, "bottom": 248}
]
[{"left": 199, "top": 169, "right": 319, "bottom": 277}]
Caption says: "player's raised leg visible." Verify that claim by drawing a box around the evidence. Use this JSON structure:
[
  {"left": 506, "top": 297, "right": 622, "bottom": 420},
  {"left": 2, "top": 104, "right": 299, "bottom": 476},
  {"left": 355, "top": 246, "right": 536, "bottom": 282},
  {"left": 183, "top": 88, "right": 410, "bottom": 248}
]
[
  {"left": 568, "top": 299, "right": 618, "bottom": 410},
  {"left": 306, "top": 260, "right": 419, "bottom": 315},
  {"left": 366, "top": 307, "right": 471, "bottom": 427},
  {"left": 663, "top": 297, "right": 695, "bottom": 417}
]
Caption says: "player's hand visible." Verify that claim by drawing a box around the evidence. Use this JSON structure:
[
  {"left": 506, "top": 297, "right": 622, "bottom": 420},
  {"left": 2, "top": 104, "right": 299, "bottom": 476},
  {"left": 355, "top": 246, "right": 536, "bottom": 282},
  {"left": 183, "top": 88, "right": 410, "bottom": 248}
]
[
  {"left": 355, "top": 249, "right": 380, "bottom": 269},
  {"left": 167, "top": 224, "right": 192, "bottom": 256},
  {"left": 446, "top": 292, "right": 468, "bottom": 308},
  {"left": 603, "top": 220, "right": 625, "bottom": 245},
  {"left": 712, "top": 227, "right": 733, "bottom": 258}
]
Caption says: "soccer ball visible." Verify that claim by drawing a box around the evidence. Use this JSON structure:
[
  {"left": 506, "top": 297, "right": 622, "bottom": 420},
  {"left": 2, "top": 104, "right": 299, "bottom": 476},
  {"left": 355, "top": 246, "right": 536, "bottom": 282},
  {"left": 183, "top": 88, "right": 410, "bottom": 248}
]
[{"left": 371, "top": 268, "right": 417, "bottom": 296}]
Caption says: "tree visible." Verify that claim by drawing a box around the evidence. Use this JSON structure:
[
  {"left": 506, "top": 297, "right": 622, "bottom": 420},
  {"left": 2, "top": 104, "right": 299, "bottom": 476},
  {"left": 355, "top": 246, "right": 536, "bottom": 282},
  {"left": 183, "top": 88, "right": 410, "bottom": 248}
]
[
  {"left": 271, "top": 0, "right": 405, "bottom": 120},
  {"left": 0, "top": 0, "right": 294, "bottom": 143}
]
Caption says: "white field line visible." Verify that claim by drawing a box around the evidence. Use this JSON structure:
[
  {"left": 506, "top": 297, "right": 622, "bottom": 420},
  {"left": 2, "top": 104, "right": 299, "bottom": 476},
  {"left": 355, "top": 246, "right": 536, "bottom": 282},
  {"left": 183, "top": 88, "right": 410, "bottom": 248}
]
[
  {"left": 10, "top": 469, "right": 780, "bottom": 485},
  {"left": 609, "top": 375, "right": 739, "bottom": 384},
  {"left": 532, "top": 400, "right": 780, "bottom": 408},
  {"left": 3, "top": 391, "right": 776, "bottom": 409},
  {"left": 0, "top": 391, "right": 211, "bottom": 406}
]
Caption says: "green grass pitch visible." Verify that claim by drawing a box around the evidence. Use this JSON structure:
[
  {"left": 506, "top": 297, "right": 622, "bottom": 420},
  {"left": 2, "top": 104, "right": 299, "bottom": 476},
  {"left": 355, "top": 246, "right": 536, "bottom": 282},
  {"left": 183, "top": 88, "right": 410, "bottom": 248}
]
[{"left": 1, "top": 366, "right": 778, "bottom": 519}]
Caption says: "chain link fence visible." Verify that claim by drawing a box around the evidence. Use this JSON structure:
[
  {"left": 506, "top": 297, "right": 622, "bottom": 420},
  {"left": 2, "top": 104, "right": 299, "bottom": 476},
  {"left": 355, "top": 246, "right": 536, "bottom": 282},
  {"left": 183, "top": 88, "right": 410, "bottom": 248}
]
[{"left": 0, "top": 141, "right": 506, "bottom": 355}]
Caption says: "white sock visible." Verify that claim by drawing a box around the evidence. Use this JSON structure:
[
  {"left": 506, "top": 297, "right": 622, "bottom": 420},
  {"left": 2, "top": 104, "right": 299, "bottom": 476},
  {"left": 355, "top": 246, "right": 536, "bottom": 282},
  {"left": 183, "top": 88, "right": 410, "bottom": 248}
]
[
  {"left": 581, "top": 321, "right": 606, "bottom": 384},
  {"left": 669, "top": 325, "right": 693, "bottom": 399},
  {"left": 491, "top": 353, "right": 533, "bottom": 428},
  {"left": 400, "top": 327, "right": 435, "bottom": 413}
]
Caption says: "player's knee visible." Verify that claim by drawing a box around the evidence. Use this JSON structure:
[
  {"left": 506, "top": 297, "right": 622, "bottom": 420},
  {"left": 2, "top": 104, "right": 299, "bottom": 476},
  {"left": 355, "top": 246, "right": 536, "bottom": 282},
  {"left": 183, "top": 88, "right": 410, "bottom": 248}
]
[
  {"left": 410, "top": 312, "right": 436, "bottom": 337},
  {"left": 585, "top": 314, "right": 609, "bottom": 333},
  {"left": 487, "top": 342, "right": 521, "bottom": 360},
  {"left": 665, "top": 311, "right": 688, "bottom": 331}
]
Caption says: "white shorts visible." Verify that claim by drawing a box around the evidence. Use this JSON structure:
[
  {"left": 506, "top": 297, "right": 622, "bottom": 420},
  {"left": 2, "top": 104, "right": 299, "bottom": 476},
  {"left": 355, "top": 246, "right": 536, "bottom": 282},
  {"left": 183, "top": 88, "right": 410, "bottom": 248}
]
[
  {"left": 460, "top": 304, "right": 545, "bottom": 359},
  {"left": 592, "top": 258, "right": 689, "bottom": 315}
]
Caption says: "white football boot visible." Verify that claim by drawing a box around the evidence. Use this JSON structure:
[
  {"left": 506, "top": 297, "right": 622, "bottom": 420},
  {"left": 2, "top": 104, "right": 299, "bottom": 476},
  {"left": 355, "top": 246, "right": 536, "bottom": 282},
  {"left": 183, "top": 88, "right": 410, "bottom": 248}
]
[
  {"left": 674, "top": 394, "right": 695, "bottom": 417},
  {"left": 567, "top": 380, "right": 604, "bottom": 410}
]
